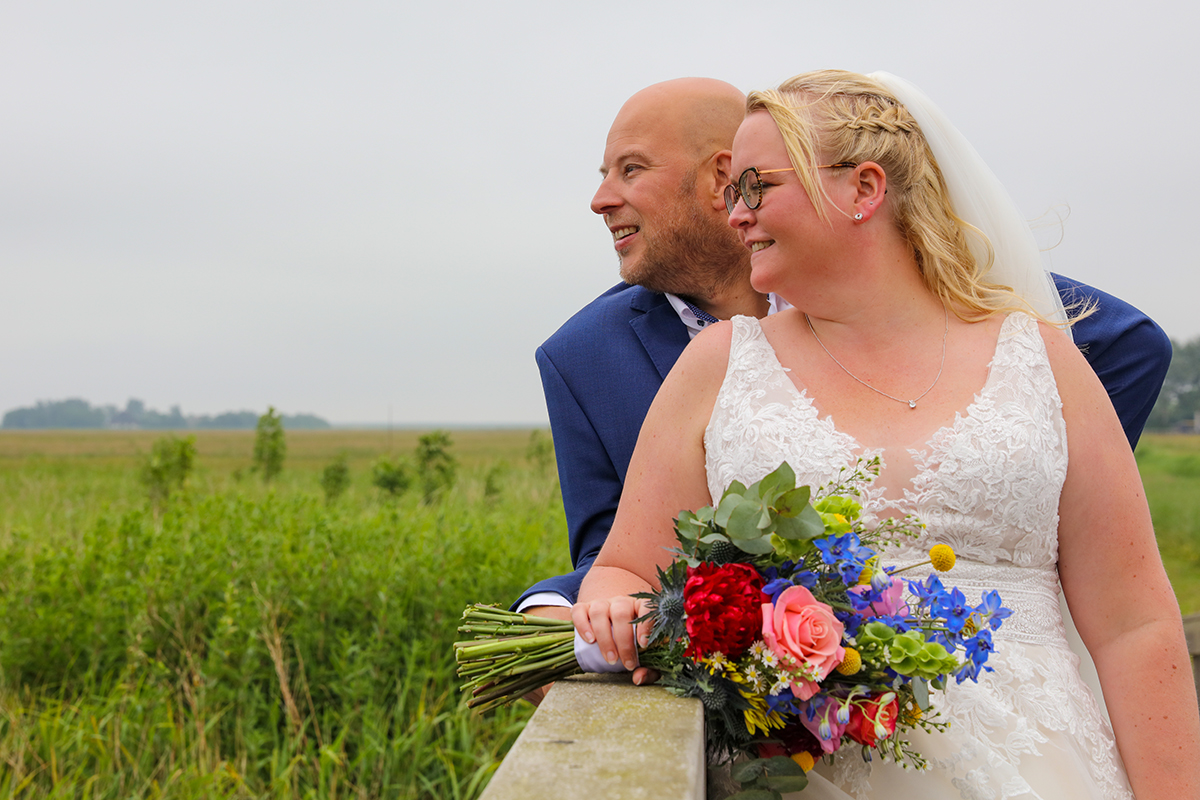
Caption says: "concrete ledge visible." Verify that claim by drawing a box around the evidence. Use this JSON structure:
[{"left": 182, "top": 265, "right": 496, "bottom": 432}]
[{"left": 480, "top": 673, "right": 705, "bottom": 800}]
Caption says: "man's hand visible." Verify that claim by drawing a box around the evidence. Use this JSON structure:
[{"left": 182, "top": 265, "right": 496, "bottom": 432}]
[{"left": 520, "top": 605, "right": 573, "bottom": 706}]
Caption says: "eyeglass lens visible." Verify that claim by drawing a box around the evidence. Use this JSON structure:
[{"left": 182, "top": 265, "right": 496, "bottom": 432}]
[
  {"left": 739, "top": 168, "right": 764, "bottom": 210},
  {"left": 724, "top": 168, "right": 766, "bottom": 214}
]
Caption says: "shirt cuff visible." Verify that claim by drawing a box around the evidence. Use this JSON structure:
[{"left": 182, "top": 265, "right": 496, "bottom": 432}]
[{"left": 516, "top": 592, "right": 572, "bottom": 612}]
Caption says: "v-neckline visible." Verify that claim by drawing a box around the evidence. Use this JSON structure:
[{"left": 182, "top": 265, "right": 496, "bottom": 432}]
[{"left": 755, "top": 313, "right": 1015, "bottom": 457}]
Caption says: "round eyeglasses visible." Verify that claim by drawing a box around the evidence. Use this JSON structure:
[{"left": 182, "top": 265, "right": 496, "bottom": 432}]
[{"left": 723, "top": 163, "right": 858, "bottom": 214}]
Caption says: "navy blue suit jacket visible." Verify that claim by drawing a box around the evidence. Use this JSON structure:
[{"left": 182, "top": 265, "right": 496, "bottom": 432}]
[{"left": 516, "top": 276, "right": 1171, "bottom": 608}]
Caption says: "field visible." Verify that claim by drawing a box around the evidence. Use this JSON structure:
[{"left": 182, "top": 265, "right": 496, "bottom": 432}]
[
  {"left": 1136, "top": 434, "right": 1200, "bottom": 614},
  {"left": 0, "top": 428, "right": 566, "bottom": 799},
  {"left": 0, "top": 429, "right": 1197, "bottom": 799}
]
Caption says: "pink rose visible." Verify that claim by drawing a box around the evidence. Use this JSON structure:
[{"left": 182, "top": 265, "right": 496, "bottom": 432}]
[
  {"left": 762, "top": 586, "right": 845, "bottom": 700},
  {"left": 849, "top": 576, "right": 907, "bottom": 618}
]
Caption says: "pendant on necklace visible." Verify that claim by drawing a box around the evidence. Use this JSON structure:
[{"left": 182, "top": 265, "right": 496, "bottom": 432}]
[{"left": 908, "top": 400, "right": 917, "bottom": 409}]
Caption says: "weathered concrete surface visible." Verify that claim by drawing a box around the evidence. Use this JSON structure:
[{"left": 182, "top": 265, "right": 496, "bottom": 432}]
[{"left": 479, "top": 673, "right": 705, "bottom": 800}]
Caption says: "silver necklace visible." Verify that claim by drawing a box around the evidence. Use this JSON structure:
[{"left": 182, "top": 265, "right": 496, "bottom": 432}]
[{"left": 804, "top": 304, "right": 949, "bottom": 410}]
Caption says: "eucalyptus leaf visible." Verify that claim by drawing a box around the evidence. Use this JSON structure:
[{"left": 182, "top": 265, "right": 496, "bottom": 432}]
[
  {"left": 772, "top": 514, "right": 805, "bottom": 541},
  {"left": 913, "top": 676, "right": 930, "bottom": 710},
  {"left": 730, "top": 759, "right": 768, "bottom": 783},
  {"left": 699, "top": 533, "right": 728, "bottom": 544},
  {"left": 761, "top": 756, "right": 805, "bottom": 776},
  {"left": 795, "top": 504, "right": 826, "bottom": 539},
  {"left": 734, "top": 535, "right": 776, "bottom": 555},
  {"left": 774, "top": 461, "right": 797, "bottom": 487},
  {"left": 720, "top": 479, "right": 747, "bottom": 501},
  {"left": 674, "top": 514, "right": 704, "bottom": 542},
  {"left": 726, "top": 500, "right": 764, "bottom": 541},
  {"left": 762, "top": 774, "right": 809, "bottom": 792},
  {"left": 775, "top": 485, "right": 811, "bottom": 517},
  {"left": 757, "top": 504, "right": 773, "bottom": 530},
  {"left": 758, "top": 469, "right": 782, "bottom": 501},
  {"left": 714, "top": 494, "right": 743, "bottom": 528}
]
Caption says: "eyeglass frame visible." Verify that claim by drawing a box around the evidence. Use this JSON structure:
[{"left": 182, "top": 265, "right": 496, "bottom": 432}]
[{"left": 723, "top": 162, "right": 858, "bottom": 214}]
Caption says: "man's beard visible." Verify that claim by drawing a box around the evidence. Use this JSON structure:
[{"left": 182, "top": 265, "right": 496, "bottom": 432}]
[{"left": 619, "top": 175, "right": 749, "bottom": 302}]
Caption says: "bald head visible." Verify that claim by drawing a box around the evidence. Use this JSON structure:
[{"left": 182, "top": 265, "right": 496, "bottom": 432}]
[{"left": 613, "top": 78, "right": 746, "bottom": 162}]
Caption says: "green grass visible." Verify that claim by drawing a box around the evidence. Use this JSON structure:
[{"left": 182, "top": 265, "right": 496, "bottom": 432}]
[
  {"left": 0, "top": 429, "right": 1196, "bottom": 798},
  {"left": 0, "top": 429, "right": 566, "bottom": 799},
  {"left": 1137, "top": 434, "right": 1200, "bottom": 615}
]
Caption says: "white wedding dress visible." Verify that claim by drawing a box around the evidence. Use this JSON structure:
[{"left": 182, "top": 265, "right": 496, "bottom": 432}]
[{"left": 704, "top": 314, "right": 1133, "bottom": 800}]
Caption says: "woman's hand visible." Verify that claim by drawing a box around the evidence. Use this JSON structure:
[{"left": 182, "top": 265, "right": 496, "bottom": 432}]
[{"left": 571, "top": 595, "right": 654, "bottom": 677}]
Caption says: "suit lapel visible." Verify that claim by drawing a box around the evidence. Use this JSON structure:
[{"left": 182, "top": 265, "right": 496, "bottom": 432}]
[{"left": 628, "top": 287, "right": 689, "bottom": 380}]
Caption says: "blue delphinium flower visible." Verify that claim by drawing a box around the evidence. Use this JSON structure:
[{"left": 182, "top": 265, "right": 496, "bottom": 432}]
[
  {"left": 762, "top": 571, "right": 818, "bottom": 604},
  {"left": 954, "top": 631, "right": 996, "bottom": 683},
  {"left": 762, "top": 577, "right": 792, "bottom": 603},
  {"left": 934, "top": 587, "right": 972, "bottom": 634},
  {"left": 976, "top": 590, "right": 1012, "bottom": 631},
  {"left": 835, "top": 609, "right": 863, "bottom": 638},
  {"left": 814, "top": 533, "right": 873, "bottom": 579},
  {"left": 813, "top": 533, "right": 856, "bottom": 565},
  {"left": 766, "top": 687, "right": 803, "bottom": 716},
  {"left": 906, "top": 574, "right": 946, "bottom": 608},
  {"left": 963, "top": 629, "right": 994, "bottom": 667}
]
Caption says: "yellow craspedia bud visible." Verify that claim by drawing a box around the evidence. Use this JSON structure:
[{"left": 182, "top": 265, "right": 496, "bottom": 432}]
[
  {"left": 929, "top": 544, "right": 956, "bottom": 572},
  {"left": 835, "top": 647, "right": 862, "bottom": 675},
  {"left": 791, "top": 751, "right": 815, "bottom": 772},
  {"left": 857, "top": 555, "right": 878, "bottom": 585}
]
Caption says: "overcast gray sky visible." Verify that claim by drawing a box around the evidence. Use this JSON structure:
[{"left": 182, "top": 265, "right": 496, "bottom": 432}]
[{"left": 3, "top": 1, "right": 1195, "bottom": 425}]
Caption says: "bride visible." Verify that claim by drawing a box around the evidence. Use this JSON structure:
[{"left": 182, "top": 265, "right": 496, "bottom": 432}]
[{"left": 572, "top": 70, "right": 1199, "bottom": 799}]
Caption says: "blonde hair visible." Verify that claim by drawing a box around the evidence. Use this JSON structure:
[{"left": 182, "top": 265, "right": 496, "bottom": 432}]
[{"left": 747, "top": 70, "right": 1059, "bottom": 323}]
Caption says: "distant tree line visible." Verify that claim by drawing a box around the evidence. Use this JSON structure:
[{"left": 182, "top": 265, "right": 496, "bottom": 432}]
[
  {"left": 1, "top": 398, "right": 330, "bottom": 430},
  {"left": 1147, "top": 336, "right": 1200, "bottom": 432}
]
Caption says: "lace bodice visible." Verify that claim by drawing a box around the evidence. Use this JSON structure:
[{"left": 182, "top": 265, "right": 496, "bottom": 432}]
[{"left": 704, "top": 314, "right": 1132, "bottom": 800}]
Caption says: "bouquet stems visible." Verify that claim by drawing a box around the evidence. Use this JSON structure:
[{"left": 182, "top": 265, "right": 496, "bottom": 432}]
[{"left": 455, "top": 604, "right": 583, "bottom": 712}]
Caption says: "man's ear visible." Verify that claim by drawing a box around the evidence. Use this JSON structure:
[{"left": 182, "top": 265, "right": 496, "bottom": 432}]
[
  {"left": 851, "top": 162, "right": 887, "bottom": 222},
  {"left": 704, "top": 150, "right": 734, "bottom": 212}
]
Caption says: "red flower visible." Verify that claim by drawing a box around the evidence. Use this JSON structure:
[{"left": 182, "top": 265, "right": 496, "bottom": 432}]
[
  {"left": 846, "top": 693, "right": 899, "bottom": 747},
  {"left": 757, "top": 720, "right": 824, "bottom": 761},
  {"left": 683, "top": 562, "right": 764, "bottom": 660}
]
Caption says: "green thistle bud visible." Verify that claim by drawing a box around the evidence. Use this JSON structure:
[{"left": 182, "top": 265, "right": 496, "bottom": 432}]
[{"left": 707, "top": 539, "right": 742, "bottom": 565}]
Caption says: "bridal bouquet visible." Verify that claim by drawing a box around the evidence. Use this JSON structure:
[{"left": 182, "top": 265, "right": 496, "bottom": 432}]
[{"left": 455, "top": 459, "right": 1010, "bottom": 797}]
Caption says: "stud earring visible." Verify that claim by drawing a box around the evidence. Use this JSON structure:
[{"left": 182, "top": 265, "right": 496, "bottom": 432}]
[{"left": 854, "top": 212, "right": 864, "bottom": 221}]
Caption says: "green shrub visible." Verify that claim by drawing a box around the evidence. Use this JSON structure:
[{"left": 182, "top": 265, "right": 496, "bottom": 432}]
[
  {"left": 416, "top": 430, "right": 457, "bottom": 504},
  {"left": 253, "top": 406, "right": 286, "bottom": 483},
  {"left": 320, "top": 454, "right": 351, "bottom": 503},
  {"left": 139, "top": 433, "right": 197, "bottom": 507},
  {"left": 371, "top": 454, "right": 412, "bottom": 497}
]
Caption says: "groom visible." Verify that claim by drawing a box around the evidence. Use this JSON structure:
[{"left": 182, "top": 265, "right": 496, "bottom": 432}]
[{"left": 515, "top": 78, "right": 1173, "bottom": 624}]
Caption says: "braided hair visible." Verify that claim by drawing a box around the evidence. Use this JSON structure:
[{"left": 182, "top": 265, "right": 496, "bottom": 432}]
[{"left": 747, "top": 70, "right": 1051, "bottom": 323}]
